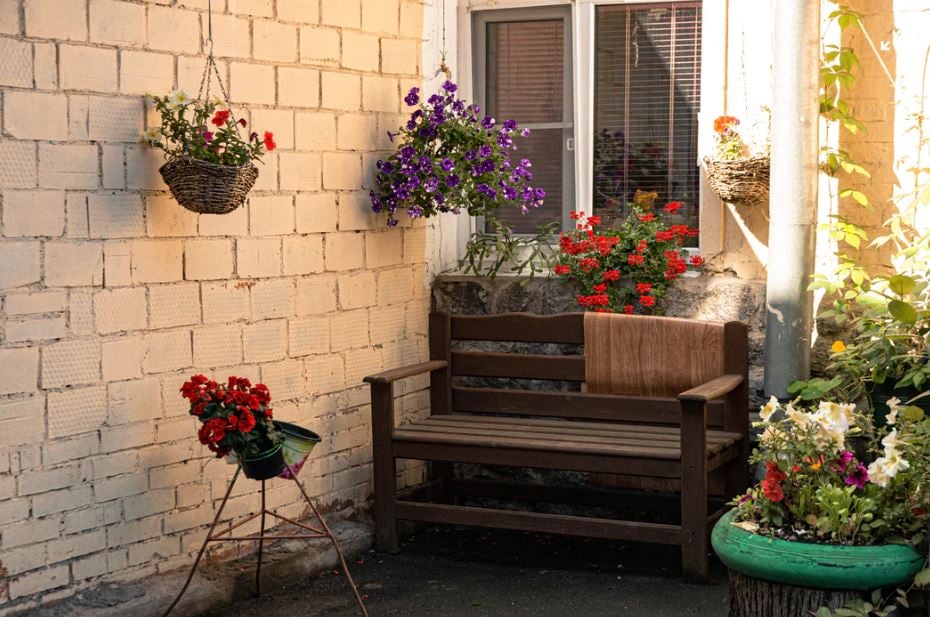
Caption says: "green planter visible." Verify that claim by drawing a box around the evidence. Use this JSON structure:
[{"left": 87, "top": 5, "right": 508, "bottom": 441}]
[
  {"left": 274, "top": 421, "right": 321, "bottom": 479},
  {"left": 712, "top": 509, "right": 923, "bottom": 590},
  {"left": 240, "top": 443, "right": 286, "bottom": 481}
]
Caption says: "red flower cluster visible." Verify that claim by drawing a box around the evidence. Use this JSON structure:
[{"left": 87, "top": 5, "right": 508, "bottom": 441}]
[
  {"left": 211, "top": 109, "right": 231, "bottom": 127},
  {"left": 762, "top": 461, "right": 786, "bottom": 502},
  {"left": 263, "top": 131, "right": 277, "bottom": 151},
  {"left": 714, "top": 115, "right": 740, "bottom": 134}
]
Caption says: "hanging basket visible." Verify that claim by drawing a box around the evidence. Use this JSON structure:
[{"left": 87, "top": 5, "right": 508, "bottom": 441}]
[
  {"left": 703, "top": 155, "right": 770, "bottom": 206},
  {"left": 159, "top": 157, "right": 259, "bottom": 215}
]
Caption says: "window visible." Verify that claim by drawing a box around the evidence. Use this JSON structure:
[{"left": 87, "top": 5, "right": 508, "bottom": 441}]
[{"left": 472, "top": 2, "right": 702, "bottom": 236}]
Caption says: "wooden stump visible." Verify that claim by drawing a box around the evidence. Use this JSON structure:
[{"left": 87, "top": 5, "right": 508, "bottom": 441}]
[{"left": 728, "top": 570, "right": 860, "bottom": 617}]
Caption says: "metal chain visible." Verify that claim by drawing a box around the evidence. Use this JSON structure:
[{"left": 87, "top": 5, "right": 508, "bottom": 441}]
[{"left": 195, "top": 0, "right": 242, "bottom": 131}]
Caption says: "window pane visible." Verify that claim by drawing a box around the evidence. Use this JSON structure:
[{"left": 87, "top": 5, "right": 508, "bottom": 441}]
[
  {"left": 594, "top": 4, "right": 702, "bottom": 234},
  {"left": 494, "top": 128, "right": 564, "bottom": 234},
  {"left": 487, "top": 20, "right": 564, "bottom": 123}
]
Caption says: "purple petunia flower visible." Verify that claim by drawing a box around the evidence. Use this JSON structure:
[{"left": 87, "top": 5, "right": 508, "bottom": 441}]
[
  {"left": 440, "top": 158, "right": 455, "bottom": 172},
  {"left": 520, "top": 128, "right": 531, "bottom": 137},
  {"left": 464, "top": 149, "right": 477, "bottom": 161},
  {"left": 399, "top": 145, "right": 416, "bottom": 162},
  {"left": 481, "top": 116, "right": 495, "bottom": 129},
  {"left": 424, "top": 176, "right": 439, "bottom": 193},
  {"left": 445, "top": 174, "right": 460, "bottom": 188},
  {"left": 845, "top": 463, "right": 869, "bottom": 489},
  {"left": 407, "top": 205, "right": 424, "bottom": 218},
  {"left": 503, "top": 119, "right": 518, "bottom": 132},
  {"left": 478, "top": 144, "right": 493, "bottom": 158},
  {"left": 442, "top": 80, "right": 458, "bottom": 93},
  {"left": 404, "top": 87, "right": 420, "bottom": 106}
]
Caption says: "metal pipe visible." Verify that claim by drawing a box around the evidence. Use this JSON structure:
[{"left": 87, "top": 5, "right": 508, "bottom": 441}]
[{"left": 763, "top": 0, "right": 820, "bottom": 399}]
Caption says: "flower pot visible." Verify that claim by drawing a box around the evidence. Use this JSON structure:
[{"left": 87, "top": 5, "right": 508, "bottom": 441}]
[
  {"left": 703, "top": 155, "right": 770, "bottom": 206},
  {"left": 274, "top": 421, "right": 321, "bottom": 479},
  {"left": 712, "top": 509, "right": 923, "bottom": 590},
  {"left": 240, "top": 444, "right": 286, "bottom": 481},
  {"left": 869, "top": 382, "right": 930, "bottom": 427},
  {"left": 159, "top": 156, "right": 258, "bottom": 215}
]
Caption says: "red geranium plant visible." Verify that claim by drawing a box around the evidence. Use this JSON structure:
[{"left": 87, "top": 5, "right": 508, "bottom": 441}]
[
  {"left": 553, "top": 203, "right": 702, "bottom": 314},
  {"left": 181, "top": 375, "right": 280, "bottom": 458}
]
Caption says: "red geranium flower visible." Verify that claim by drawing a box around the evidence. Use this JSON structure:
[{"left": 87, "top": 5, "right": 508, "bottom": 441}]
[
  {"left": 627, "top": 254, "right": 645, "bottom": 266},
  {"left": 602, "top": 269, "right": 620, "bottom": 282},
  {"left": 689, "top": 255, "right": 704, "bottom": 267},
  {"left": 636, "top": 282, "right": 652, "bottom": 294},
  {"left": 639, "top": 213, "right": 655, "bottom": 223},
  {"left": 263, "top": 131, "right": 276, "bottom": 151},
  {"left": 623, "top": 305, "right": 634, "bottom": 314},
  {"left": 554, "top": 264, "right": 570, "bottom": 276},
  {"left": 639, "top": 295, "right": 655, "bottom": 307},
  {"left": 663, "top": 201, "right": 683, "bottom": 214},
  {"left": 762, "top": 478, "right": 784, "bottom": 502}
]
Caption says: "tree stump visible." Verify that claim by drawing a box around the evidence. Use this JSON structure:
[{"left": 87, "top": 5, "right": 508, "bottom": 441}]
[{"left": 728, "top": 570, "right": 860, "bottom": 617}]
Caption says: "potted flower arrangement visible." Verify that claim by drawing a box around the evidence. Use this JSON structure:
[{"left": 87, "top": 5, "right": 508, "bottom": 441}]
[
  {"left": 713, "top": 397, "right": 927, "bottom": 616},
  {"left": 703, "top": 114, "right": 770, "bottom": 205},
  {"left": 144, "top": 90, "right": 276, "bottom": 215},
  {"left": 551, "top": 205, "right": 702, "bottom": 314},
  {"left": 181, "top": 374, "right": 284, "bottom": 480}
]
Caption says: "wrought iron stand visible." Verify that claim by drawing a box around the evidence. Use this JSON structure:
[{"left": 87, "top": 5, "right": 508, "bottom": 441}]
[{"left": 162, "top": 463, "right": 370, "bottom": 617}]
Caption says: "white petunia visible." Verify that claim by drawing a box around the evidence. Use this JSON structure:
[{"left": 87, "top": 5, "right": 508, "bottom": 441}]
[
  {"left": 785, "top": 403, "right": 810, "bottom": 428},
  {"left": 143, "top": 126, "right": 161, "bottom": 142},
  {"left": 881, "top": 428, "right": 906, "bottom": 452},
  {"left": 168, "top": 89, "right": 192, "bottom": 108},
  {"left": 867, "top": 459, "right": 890, "bottom": 487},
  {"left": 882, "top": 448, "right": 910, "bottom": 477},
  {"left": 759, "top": 395, "right": 780, "bottom": 422},
  {"left": 885, "top": 397, "right": 901, "bottom": 425}
]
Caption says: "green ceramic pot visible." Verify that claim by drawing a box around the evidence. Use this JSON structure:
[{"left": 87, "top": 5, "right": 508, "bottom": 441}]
[
  {"left": 274, "top": 421, "right": 321, "bottom": 479},
  {"left": 240, "top": 443, "right": 286, "bottom": 481},
  {"left": 712, "top": 509, "right": 923, "bottom": 590}
]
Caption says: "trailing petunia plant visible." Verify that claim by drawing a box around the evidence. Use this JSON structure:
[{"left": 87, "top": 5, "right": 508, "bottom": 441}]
[
  {"left": 144, "top": 90, "right": 276, "bottom": 167},
  {"left": 552, "top": 204, "right": 702, "bottom": 314}
]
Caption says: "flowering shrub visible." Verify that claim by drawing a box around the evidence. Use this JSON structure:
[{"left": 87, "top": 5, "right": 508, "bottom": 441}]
[
  {"left": 369, "top": 80, "right": 545, "bottom": 228},
  {"left": 145, "top": 90, "right": 275, "bottom": 166},
  {"left": 732, "top": 397, "right": 928, "bottom": 545},
  {"left": 552, "top": 204, "right": 701, "bottom": 314},
  {"left": 180, "top": 375, "right": 279, "bottom": 458}
]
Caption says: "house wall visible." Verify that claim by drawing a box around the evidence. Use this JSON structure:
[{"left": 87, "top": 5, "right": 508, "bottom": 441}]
[{"left": 0, "top": 0, "right": 436, "bottom": 611}]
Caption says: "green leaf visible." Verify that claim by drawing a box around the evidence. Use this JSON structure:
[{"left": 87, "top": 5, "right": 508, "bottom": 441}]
[
  {"left": 888, "top": 274, "right": 916, "bottom": 296},
  {"left": 888, "top": 299, "right": 918, "bottom": 324}
]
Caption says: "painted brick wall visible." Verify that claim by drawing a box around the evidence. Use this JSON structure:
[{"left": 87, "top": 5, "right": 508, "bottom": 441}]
[{"left": 0, "top": 0, "right": 433, "bottom": 610}]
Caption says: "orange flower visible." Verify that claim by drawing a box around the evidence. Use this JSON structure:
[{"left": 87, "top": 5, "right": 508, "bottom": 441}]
[
  {"left": 831, "top": 340, "right": 847, "bottom": 353},
  {"left": 713, "top": 115, "right": 740, "bottom": 134}
]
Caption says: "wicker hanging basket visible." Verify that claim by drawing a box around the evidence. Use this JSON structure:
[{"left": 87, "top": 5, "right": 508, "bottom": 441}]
[
  {"left": 160, "top": 157, "right": 259, "bottom": 215},
  {"left": 703, "top": 155, "right": 770, "bottom": 206}
]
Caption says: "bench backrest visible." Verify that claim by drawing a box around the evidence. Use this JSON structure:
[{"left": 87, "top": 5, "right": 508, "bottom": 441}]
[{"left": 429, "top": 311, "right": 748, "bottom": 430}]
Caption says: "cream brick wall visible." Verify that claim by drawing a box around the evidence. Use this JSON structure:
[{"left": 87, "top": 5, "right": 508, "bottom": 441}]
[{"left": 0, "top": 0, "right": 431, "bottom": 611}]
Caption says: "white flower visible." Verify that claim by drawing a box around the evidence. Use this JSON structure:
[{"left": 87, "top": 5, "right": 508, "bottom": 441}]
[
  {"left": 810, "top": 401, "right": 851, "bottom": 451},
  {"left": 759, "top": 424, "right": 785, "bottom": 446},
  {"left": 759, "top": 395, "right": 780, "bottom": 422},
  {"left": 882, "top": 448, "right": 910, "bottom": 476},
  {"left": 785, "top": 403, "right": 810, "bottom": 428},
  {"left": 867, "top": 449, "right": 910, "bottom": 488},
  {"left": 885, "top": 397, "right": 901, "bottom": 425},
  {"left": 868, "top": 459, "right": 890, "bottom": 487},
  {"left": 881, "top": 428, "right": 906, "bottom": 452},
  {"left": 211, "top": 96, "right": 227, "bottom": 109},
  {"left": 168, "top": 89, "right": 192, "bottom": 108},
  {"left": 143, "top": 126, "right": 161, "bottom": 142}
]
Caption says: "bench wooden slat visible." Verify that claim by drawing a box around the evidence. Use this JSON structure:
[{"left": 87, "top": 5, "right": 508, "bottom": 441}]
[
  {"left": 452, "top": 351, "right": 586, "bottom": 381},
  {"left": 450, "top": 312, "right": 585, "bottom": 344},
  {"left": 452, "top": 386, "right": 727, "bottom": 426}
]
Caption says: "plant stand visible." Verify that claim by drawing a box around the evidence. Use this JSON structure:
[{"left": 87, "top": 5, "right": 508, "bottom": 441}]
[
  {"left": 728, "top": 570, "right": 858, "bottom": 617},
  {"left": 161, "top": 464, "right": 369, "bottom": 617}
]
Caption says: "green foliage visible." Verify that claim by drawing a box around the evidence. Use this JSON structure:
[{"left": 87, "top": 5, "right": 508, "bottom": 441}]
[{"left": 461, "top": 220, "right": 559, "bottom": 279}]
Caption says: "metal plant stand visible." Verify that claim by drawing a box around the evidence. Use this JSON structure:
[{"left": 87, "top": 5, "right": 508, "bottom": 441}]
[{"left": 162, "top": 463, "right": 369, "bottom": 617}]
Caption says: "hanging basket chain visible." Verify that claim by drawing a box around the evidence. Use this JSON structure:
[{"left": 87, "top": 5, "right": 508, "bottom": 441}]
[{"left": 195, "top": 0, "right": 240, "bottom": 128}]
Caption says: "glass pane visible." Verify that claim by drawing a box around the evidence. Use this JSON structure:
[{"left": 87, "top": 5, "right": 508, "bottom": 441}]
[
  {"left": 487, "top": 20, "right": 564, "bottom": 123},
  {"left": 491, "top": 128, "right": 563, "bottom": 234},
  {"left": 593, "top": 4, "right": 701, "bottom": 236}
]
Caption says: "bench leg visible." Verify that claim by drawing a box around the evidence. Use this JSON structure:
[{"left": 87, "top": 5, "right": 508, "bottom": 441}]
[
  {"left": 371, "top": 383, "right": 399, "bottom": 553},
  {"left": 681, "top": 402, "right": 709, "bottom": 583}
]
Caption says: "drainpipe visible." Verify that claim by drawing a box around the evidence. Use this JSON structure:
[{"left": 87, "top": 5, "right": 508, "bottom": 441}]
[{"left": 763, "top": 0, "right": 820, "bottom": 399}]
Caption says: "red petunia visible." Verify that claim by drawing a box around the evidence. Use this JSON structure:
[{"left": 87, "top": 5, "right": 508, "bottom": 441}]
[
  {"left": 211, "top": 109, "right": 231, "bottom": 127},
  {"left": 263, "top": 131, "right": 276, "bottom": 151},
  {"left": 592, "top": 283, "right": 607, "bottom": 293},
  {"left": 639, "top": 213, "right": 655, "bottom": 223}
]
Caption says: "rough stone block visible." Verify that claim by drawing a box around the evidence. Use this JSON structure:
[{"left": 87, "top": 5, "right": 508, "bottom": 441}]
[
  {"left": 90, "top": 0, "right": 146, "bottom": 46},
  {"left": 279, "top": 152, "right": 322, "bottom": 191},
  {"left": 342, "top": 31, "right": 379, "bottom": 71},
  {"left": 48, "top": 386, "right": 107, "bottom": 439},
  {"left": 322, "top": 152, "right": 361, "bottom": 190},
  {"left": 249, "top": 195, "right": 295, "bottom": 235},
  {"left": 0, "top": 348, "right": 39, "bottom": 395},
  {"left": 103, "top": 240, "right": 132, "bottom": 287},
  {"left": 201, "top": 281, "right": 250, "bottom": 324},
  {"left": 338, "top": 270, "right": 376, "bottom": 309},
  {"left": 0, "top": 37, "right": 32, "bottom": 88},
  {"left": 184, "top": 239, "right": 234, "bottom": 280},
  {"left": 142, "top": 330, "right": 192, "bottom": 374},
  {"left": 45, "top": 241, "right": 103, "bottom": 287},
  {"left": 5, "top": 291, "right": 67, "bottom": 315},
  {"left": 295, "top": 111, "right": 336, "bottom": 150},
  {"left": 230, "top": 63, "right": 276, "bottom": 105},
  {"left": 39, "top": 144, "right": 99, "bottom": 189},
  {"left": 305, "top": 353, "right": 345, "bottom": 394},
  {"left": 88, "top": 193, "right": 144, "bottom": 239},
  {"left": 94, "top": 287, "right": 147, "bottom": 334},
  {"left": 277, "top": 0, "right": 319, "bottom": 23},
  {"left": 209, "top": 14, "right": 250, "bottom": 58},
  {"left": 3, "top": 91, "right": 68, "bottom": 140},
  {"left": 2, "top": 190, "right": 65, "bottom": 237},
  {"left": 148, "top": 6, "right": 201, "bottom": 54},
  {"left": 193, "top": 324, "right": 243, "bottom": 368},
  {"left": 283, "top": 235, "right": 324, "bottom": 275},
  {"left": 148, "top": 283, "right": 201, "bottom": 329},
  {"left": 146, "top": 194, "right": 199, "bottom": 237},
  {"left": 289, "top": 316, "right": 330, "bottom": 357},
  {"left": 242, "top": 320, "right": 287, "bottom": 362},
  {"left": 321, "top": 72, "right": 360, "bottom": 110},
  {"left": 324, "top": 232, "right": 365, "bottom": 271},
  {"left": 0, "top": 140, "right": 37, "bottom": 188},
  {"left": 296, "top": 193, "right": 338, "bottom": 233},
  {"left": 42, "top": 339, "right": 101, "bottom": 388},
  {"left": 253, "top": 20, "right": 297, "bottom": 62},
  {"left": 362, "top": 0, "right": 399, "bottom": 34},
  {"left": 60, "top": 45, "right": 117, "bottom": 92},
  {"left": 237, "top": 238, "right": 282, "bottom": 278},
  {"left": 108, "top": 378, "right": 161, "bottom": 425},
  {"left": 381, "top": 38, "right": 419, "bottom": 75},
  {"left": 131, "top": 240, "right": 183, "bottom": 283},
  {"left": 321, "top": 0, "right": 360, "bottom": 28},
  {"left": 25, "top": 0, "right": 87, "bottom": 41},
  {"left": 362, "top": 75, "right": 399, "bottom": 113},
  {"left": 278, "top": 67, "right": 320, "bottom": 108},
  {"left": 299, "top": 26, "right": 340, "bottom": 64},
  {"left": 337, "top": 114, "right": 378, "bottom": 151},
  {"left": 260, "top": 360, "right": 303, "bottom": 401},
  {"left": 102, "top": 336, "right": 143, "bottom": 382},
  {"left": 250, "top": 278, "right": 294, "bottom": 320}
]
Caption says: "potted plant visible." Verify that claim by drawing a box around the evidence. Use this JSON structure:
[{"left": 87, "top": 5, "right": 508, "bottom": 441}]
[
  {"left": 144, "top": 90, "right": 276, "bottom": 215},
  {"left": 551, "top": 206, "right": 703, "bottom": 315},
  {"left": 713, "top": 397, "right": 927, "bottom": 616},
  {"left": 703, "top": 114, "right": 770, "bottom": 205},
  {"left": 181, "top": 374, "right": 284, "bottom": 480}
]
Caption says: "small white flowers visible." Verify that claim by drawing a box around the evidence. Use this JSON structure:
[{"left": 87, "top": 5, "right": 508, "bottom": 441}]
[
  {"left": 143, "top": 126, "right": 162, "bottom": 142},
  {"left": 885, "top": 397, "right": 901, "bottom": 425},
  {"left": 759, "top": 395, "right": 779, "bottom": 422},
  {"left": 167, "top": 89, "right": 192, "bottom": 109},
  {"left": 868, "top": 426, "right": 911, "bottom": 487}
]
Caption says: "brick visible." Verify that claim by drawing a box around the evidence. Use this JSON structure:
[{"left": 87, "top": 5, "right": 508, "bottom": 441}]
[
  {"left": 283, "top": 235, "right": 324, "bottom": 275},
  {"left": 100, "top": 421, "right": 153, "bottom": 452},
  {"left": 106, "top": 516, "right": 160, "bottom": 547},
  {"left": 9, "top": 564, "right": 69, "bottom": 600},
  {"left": 103, "top": 240, "right": 132, "bottom": 287},
  {"left": 3, "top": 544, "right": 49, "bottom": 577},
  {"left": 299, "top": 26, "right": 340, "bottom": 64},
  {"left": 39, "top": 144, "right": 99, "bottom": 189},
  {"left": 278, "top": 67, "right": 319, "bottom": 108},
  {"left": 321, "top": 0, "right": 360, "bottom": 28},
  {"left": 126, "top": 144, "right": 169, "bottom": 190},
  {"left": 5, "top": 291, "right": 67, "bottom": 315},
  {"left": 48, "top": 530, "right": 105, "bottom": 564},
  {"left": 142, "top": 330, "right": 191, "bottom": 374},
  {"left": 128, "top": 535, "right": 179, "bottom": 567},
  {"left": 25, "top": 0, "right": 87, "bottom": 41},
  {"left": 5, "top": 316, "right": 68, "bottom": 342},
  {"left": 321, "top": 72, "right": 360, "bottom": 110},
  {"left": 338, "top": 270, "right": 376, "bottom": 309},
  {"left": 90, "top": 0, "right": 145, "bottom": 45},
  {"left": 96, "top": 472, "right": 148, "bottom": 503},
  {"left": 162, "top": 504, "right": 211, "bottom": 533},
  {"left": 42, "top": 339, "right": 101, "bottom": 388},
  {"left": 362, "top": 0, "right": 399, "bottom": 34},
  {"left": 295, "top": 111, "right": 336, "bottom": 150},
  {"left": 149, "top": 283, "right": 201, "bottom": 329},
  {"left": 0, "top": 498, "right": 30, "bottom": 526},
  {"left": 102, "top": 337, "right": 143, "bottom": 382},
  {"left": 45, "top": 241, "right": 103, "bottom": 287},
  {"left": 338, "top": 114, "right": 379, "bottom": 151},
  {"left": 72, "top": 553, "right": 108, "bottom": 581},
  {"left": 242, "top": 320, "right": 287, "bottom": 362},
  {"left": 296, "top": 193, "right": 338, "bottom": 233},
  {"left": 322, "top": 152, "right": 362, "bottom": 190},
  {"left": 3, "top": 91, "right": 68, "bottom": 140},
  {"left": 131, "top": 240, "right": 183, "bottom": 283},
  {"left": 370, "top": 304, "right": 405, "bottom": 344},
  {"left": 230, "top": 63, "right": 276, "bottom": 105},
  {"left": 0, "top": 240, "right": 41, "bottom": 289},
  {"left": 88, "top": 193, "right": 144, "bottom": 239},
  {"left": 237, "top": 238, "right": 281, "bottom": 277},
  {"left": 260, "top": 360, "right": 303, "bottom": 401},
  {"left": 279, "top": 152, "right": 322, "bottom": 191},
  {"left": 35, "top": 486, "right": 93, "bottom": 517},
  {"left": 277, "top": 0, "right": 318, "bottom": 22},
  {"left": 344, "top": 32, "right": 380, "bottom": 73},
  {"left": 124, "top": 488, "right": 175, "bottom": 520},
  {"left": 193, "top": 324, "right": 243, "bottom": 368},
  {"left": 250, "top": 278, "right": 293, "bottom": 320},
  {"left": 34, "top": 42, "right": 58, "bottom": 90},
  {"left": 184, "top": 239, "right": 234, "bottom": 280},
  {"left": 108, "top": 378, "right": 161, "bottom": 425},
  {"left": 0, "top": 0, "right": 18, "bottom": 34},
  {"left": 147, "top": 194, "right": 199, "bottom": 237},
  {"left": 377, "top": 267, "right": 413, "bottom": 305},
  {"left": 0, "top": 140, "right": 36, "bottom": 188},
  {"left": 366, "top": 230, "right": 403, "bottom": 268},
  {"left": 68, "top": 95, "right": 90, "bottom": 139},
  {"left": 60, "top": 45, "right": 117, "bottom": 92},
  {"left": 43, "top": 432, "right": 99, "bottom": 466},
  {"left": 198, "top": 201, "right": 248, "bottom": 236},
  {"left": 249, "top": 195, "right": 294, "bottom": 235},
  {"left": 362, "top": 75, "right": 399, "bottom": 113},
  {"left": 201, "top": 281, "right": 250, "bottom": 323},
  {"left": 88, "top": 96, "right": 144, "bottom": 142},
  {"left": 69, "top": 291, "right": 95, "bottom": 335},
  {"left": 254, "top": 20, "right": 297, "bottom": 62},
  {"left": 382, "top": 39, "right": 419, "bottom": 75},
  {"left": 0, "top": 37, "right": 32, "bottom": 88},
  {"left": 94, "top": 287, "right": 147, "bottom": 334},
  {"left": 324, "top": 232, "right": 364, "bottom": 271},
  {"left": 305, "top": 353, "right": 345, "bottom": 394},
  {"left": 344, "top": 345, "right": 380, "bottom": 385},
  {"left": 0, "top": 397, "right": 44, "bottom": 448},
  {"left": 148, "top": 7, "right": 201, "bottom": 54},
  {"left": 209, "top": 14, "right": 250, "bottom": 58},
  {"left": 65, "top": 193, "right": 90, "bottom": 238},
  {"left": 228, "top": 0, "right": 273, "bottom": 17},
  {"left": 399, "top": 0, "right": 423, "bottom": 38},
  {"left": 102, "top": 145, "right": 125, "bottom": 189},
  {"left": 294, "top": 275, "right": 337, "bottom": 315},
  {"left": 288, "top": 315, "right": 330, "bottom": 357},
  {"left": 48, "top": 386, "right": 107, "bottom": 439}
]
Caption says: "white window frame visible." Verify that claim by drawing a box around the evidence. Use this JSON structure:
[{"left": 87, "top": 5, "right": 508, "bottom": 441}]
[{"left": 457, "top": 0, "right": 721, "bottom": 260}]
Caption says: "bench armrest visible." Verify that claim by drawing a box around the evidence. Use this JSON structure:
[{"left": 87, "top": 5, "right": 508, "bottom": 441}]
[
  {"left": 363, "top": 360, "right": 448, "bottom": 385},
  {"left": 678, "top": 374, "right": 744, "bottom": 404}
]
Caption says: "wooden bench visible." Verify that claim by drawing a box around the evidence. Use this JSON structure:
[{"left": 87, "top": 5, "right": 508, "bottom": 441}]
[{"left": 364, "top": 311, "right": 749, "bottom": 581}]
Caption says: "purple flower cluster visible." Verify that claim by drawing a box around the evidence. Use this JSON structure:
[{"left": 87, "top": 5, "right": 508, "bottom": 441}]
[{"left": 370, "top": 80, "right": 545, "bottom": 227}]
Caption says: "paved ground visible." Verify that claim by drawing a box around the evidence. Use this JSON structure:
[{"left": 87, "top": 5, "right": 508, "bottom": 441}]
[{"left": 196, "top": 526, "right": 729, "bottom": 617}]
